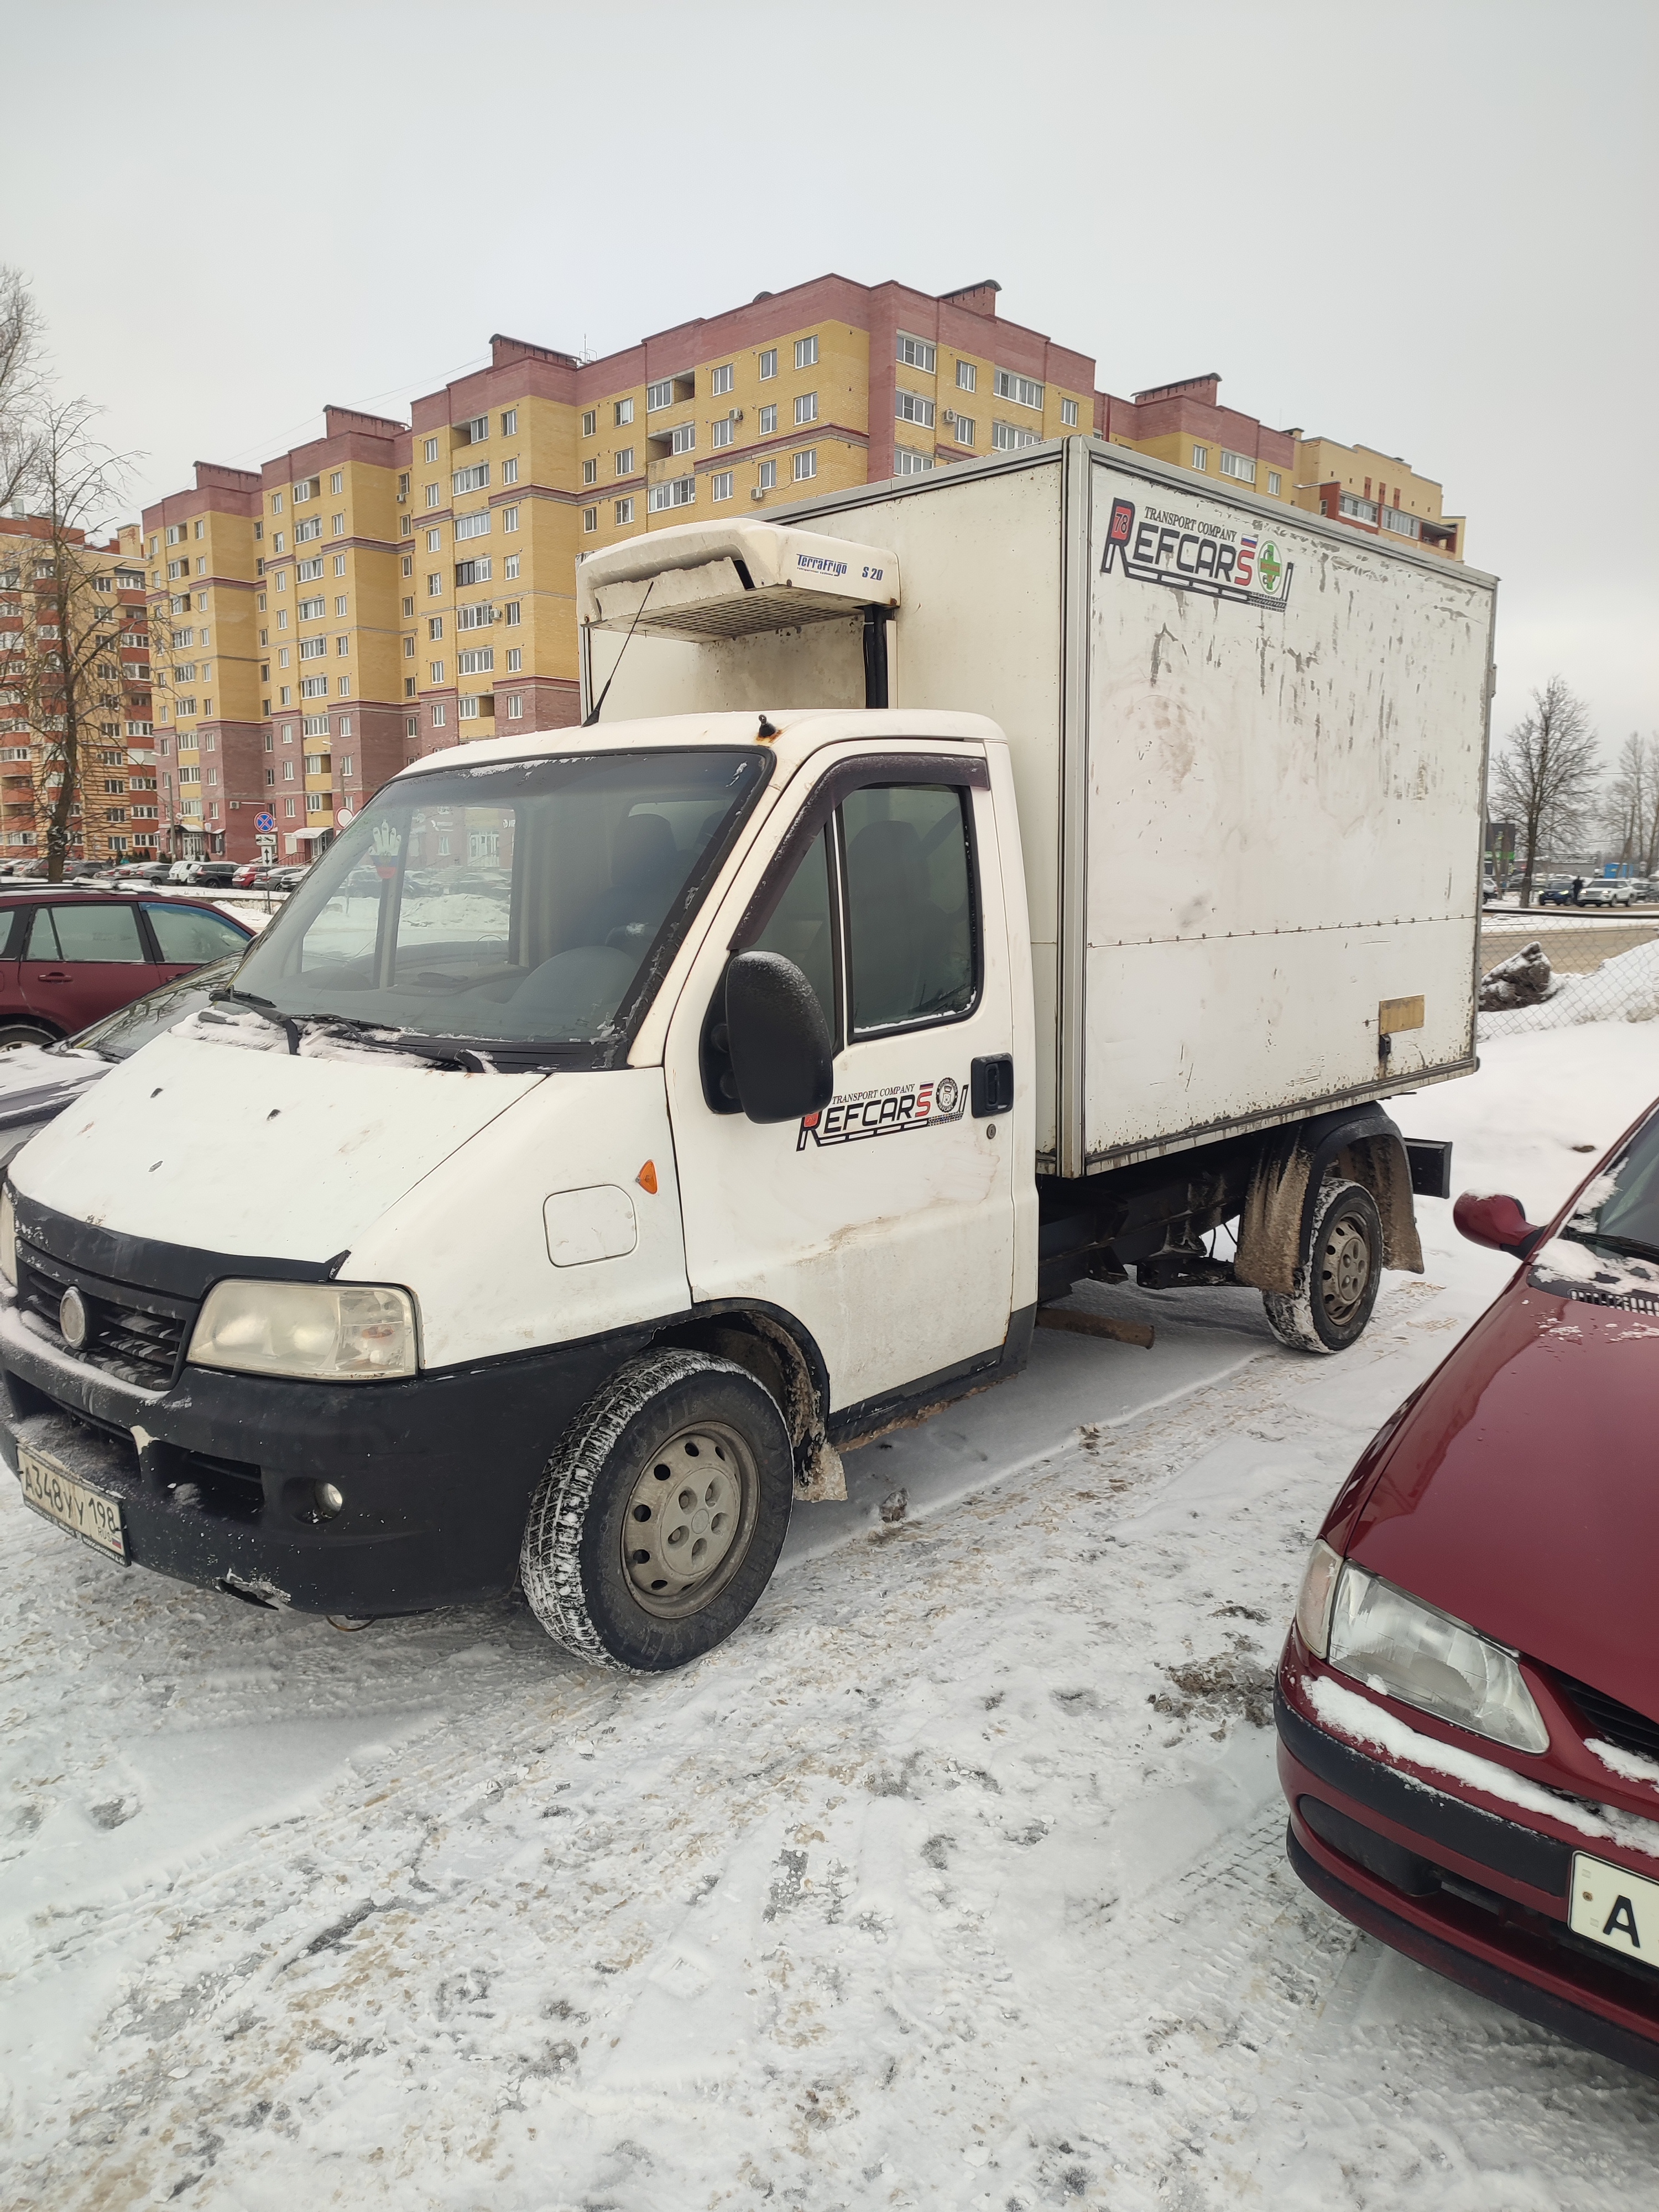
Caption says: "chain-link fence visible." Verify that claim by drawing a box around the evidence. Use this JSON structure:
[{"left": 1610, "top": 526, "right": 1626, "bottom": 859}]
[{"left": 1478, "top": 909, "right": 1659, "bottom": 1036}]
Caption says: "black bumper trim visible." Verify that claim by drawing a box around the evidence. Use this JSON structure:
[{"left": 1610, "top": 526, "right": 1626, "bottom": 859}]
[
  {"left": 1276, "top": 1680, "right": 1571, "bottom": 1897},
  {"left": 1286, "top": 1824, "right": 1659, "bottom": 2083}
]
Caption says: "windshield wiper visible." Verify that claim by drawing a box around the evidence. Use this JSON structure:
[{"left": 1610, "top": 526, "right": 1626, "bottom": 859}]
[
  {"left": 207, "top": 987, "right": 302, "bottom": 1052},
  {"left": 1560, "top": 1224, "right": 1659, "bottom": 1266}
]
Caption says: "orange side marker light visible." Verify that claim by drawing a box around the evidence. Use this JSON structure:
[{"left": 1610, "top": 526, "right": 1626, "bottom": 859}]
[{"left": 637, "top": 1160, "right": 658, "bottom": 1194}]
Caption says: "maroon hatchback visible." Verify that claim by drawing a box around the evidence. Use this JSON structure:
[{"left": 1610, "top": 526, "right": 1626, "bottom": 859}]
[
  {"left": 1277, "top": 1095, "right": 1659, "bottom": 2079},
  {"left": 0, "top": 890, "right": 252, "bottom": 1048}
]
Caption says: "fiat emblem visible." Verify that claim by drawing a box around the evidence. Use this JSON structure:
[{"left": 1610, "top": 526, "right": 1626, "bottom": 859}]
[{"left": 58, "top": 1286, "right": 88, "bottom": 1351}]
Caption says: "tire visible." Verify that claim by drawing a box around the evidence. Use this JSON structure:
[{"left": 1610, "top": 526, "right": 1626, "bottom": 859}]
[
  {"left": 0, "top": 1023, "right": 55, "bottom": 1051},
  {"left": 1262, "top": 1176, "right": 1384, "bottom": 1355},
  {"left": 520, "top": 1349, "right": 794, "bottom": 1672}
]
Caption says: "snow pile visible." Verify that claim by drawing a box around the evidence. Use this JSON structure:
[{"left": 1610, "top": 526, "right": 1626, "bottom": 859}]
[{"left": 1480, "top": 931, "right": 1659, "bottom": 1036}]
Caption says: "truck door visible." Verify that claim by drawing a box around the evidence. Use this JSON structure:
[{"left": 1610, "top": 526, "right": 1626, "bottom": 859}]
[{"left": 665, "top": 751, "right": 1016, "bottom": 1418}]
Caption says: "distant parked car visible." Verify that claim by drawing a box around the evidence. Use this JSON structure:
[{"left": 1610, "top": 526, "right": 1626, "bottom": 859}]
[
  {"left": 1537, "top": 878, "right": 1578, "bottom": 906},
  {"left": 113, "top": 860, "right": 176, "bottom": 885},
  {"left": 190, "top": 860, "right": 240, "bottom": 888},
  {"left": 0, "top": 954, "right": 243, "bottom": 1166},
  {"left": 1579, "top": 879, "right": 1636, "bottom": 907},
  {"left": 1481, "top": 874, "right": 1499, "bottom": 902},
  {"left": 263, "top": 863, "right": 312, "bottom": 891},
  {"left": 0, "top": 889, "right": 252, "bottom": 1048}
]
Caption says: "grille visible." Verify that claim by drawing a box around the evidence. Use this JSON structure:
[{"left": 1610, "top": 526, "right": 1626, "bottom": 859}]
[
  {"left": 1556, "top": 1672, "right": 1659, "bottom": 1766},
  {"left": 15, "top": 1253, "right": 191, "bottom": 1391}
]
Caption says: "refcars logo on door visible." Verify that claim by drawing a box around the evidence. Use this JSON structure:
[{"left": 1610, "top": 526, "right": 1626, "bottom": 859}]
[
  {"left": 1101, "top": 496, "right": 1293, "bottom": 611},
  {"left": 797, "top": 1076, "right": 967, "bottom": 1150}
]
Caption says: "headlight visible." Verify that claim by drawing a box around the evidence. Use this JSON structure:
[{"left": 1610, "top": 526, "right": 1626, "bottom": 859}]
[
  {"left": 188, "top": 1280, "right": 418, "bottom": 1381},
  {"left": 0, "top": 1184, "right": 14, "bottom": 1291},
  {"left": 1295, "top": 1538, "right": 1343, "bottom": 1658},
  {"left": 1324, "top": 1559, "right": 1548, "bottom": 1755}
]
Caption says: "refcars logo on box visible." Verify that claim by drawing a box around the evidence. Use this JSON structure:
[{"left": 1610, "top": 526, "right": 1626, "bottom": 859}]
[
  {"left": 1100, "top": 496, "right": 1292, "bottom": 612},
  {"left": 798, "top": 1076, "right": 966, "bottom": 1150}
]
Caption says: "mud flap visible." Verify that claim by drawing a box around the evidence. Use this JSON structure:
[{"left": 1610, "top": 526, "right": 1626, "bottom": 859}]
[{"left": 1235, "top": 1108, "right": 1422, "bottom": 1295}]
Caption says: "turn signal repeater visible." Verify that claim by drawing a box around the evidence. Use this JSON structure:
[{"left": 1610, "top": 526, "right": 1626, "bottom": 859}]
[{"left": 637, "top": 1160, "right": 658, "bottom": 1194}]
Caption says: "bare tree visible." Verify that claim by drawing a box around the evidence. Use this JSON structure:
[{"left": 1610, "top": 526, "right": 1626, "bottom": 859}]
[
  {"left": 1603, "top": 731, "right": 1659, "bottom": 878},
  {"left": 1490, "top": 677, "right": 1603, "bottom": 905},
  {"left": 1, "top": 401, "right": 134, "bottom": 879},
  {"left": 0, "top": 266, "right": 47, "bottom": 516}
]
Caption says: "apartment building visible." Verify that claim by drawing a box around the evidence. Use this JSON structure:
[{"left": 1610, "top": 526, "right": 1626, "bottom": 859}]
[
  {"left": 1290, "top": 433, "right": 1464, "bottom": 559},
  {"left": 138, "top": 274, "right": 1465, "bottom": 861},
  {"left": 0, "top": 516, "right": 156, "bottom": 865}
]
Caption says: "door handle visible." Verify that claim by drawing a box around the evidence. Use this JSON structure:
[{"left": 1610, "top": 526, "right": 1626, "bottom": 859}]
[
  {"left": 971, "top": 1055, "right": 1015, "bottom": 1117},
  {"left": 35, "top": 969, "right": 70, "bottom": 982}
]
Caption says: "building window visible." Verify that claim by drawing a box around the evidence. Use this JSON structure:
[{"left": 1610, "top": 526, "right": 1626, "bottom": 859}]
[
  {"left": 953, "top": 415, "right": 975, "bottom": 445},
  {"left": 426, "top": 484, "right": 441, "bottom": 508},
  {"left": 294, "top": 477, "right": 317, "bottom": 503},
  {"left": 1220, "top": 450, "right": 1256, "bottom": 485},
  {"left": 506, "top": 693, "right": 523, "bottom": 721},
  {"left": 501, "top": 506, "right": 518, "bottom": 533},
  {"left": 401, "top": 555, "right": 413, "bottom": 577},
  {"left": 757, "top": 459, "right": 776, "bottom": 492},
  {"left": 895, "top": 390, "right": 933, "bottom": 428},
  {"left": 795, "top": 392, "right": 818, "bottom": 426},
  {"left": 1191, "top": 445, "right": 1208, "bottom": 471},
  {"left": 993, "top": 369, "right": 1043, "bottom": 409},
  {"left": 670, "top": 422, "right": 695, "bottom": 455},
  {"left": 792, "top": 450, "right": 817, "bottom": 482},
  {"left": 1339, "top": 492, "right": 1379, "bottom": 523},
  {"left": 458, "top": 648, "right": 494, "bottom": 676},
  {"left": 502, "top": 457, "right": 518, "bottom": 485},
  {"left": 504, "top": 552, "right": 520, "bottom": 578},
  {"left": 1381, "top": 507, "right": 1421, "bottom": 538},
  {"left": 896, "top": 333, "right": 936, "bottom": 372},
  {"left": 1060, "top": 398, "right": 1079, "bottom": 428},
  {"left": 455, "top": 512, "right": 491, "bottom": 541},
  {"left": 582, "top": 409, "right": 597, "bottom": 437},
  {"left": 794, "top": 336, "right": 818, "bottom": 369},
  {"left": 423, "top": 437, "right": 439, "bottom": 465},
  {"left": 758, "top": 404, "right": 777, "bottom": 435},
  {"left": 505, "top": 600, "right": 521, "bottom": 625},
  {"left": 458, "top": 697, "right": 480, "bottom": 720},
  {"left": 613, "top": 447, "right": 634, "bottom": 476},
  {"left": 295, "top": 517, "right": 322, "bottom": 544},
  {"left": 270, "top": 493, "right": 284, "bottom": 514},
  {"left": 501, "top": 408, "right": 517, "bottom": 437},
  {"left": 1267, "top": 471, "right": 1282, "bottom": 497},
  {"left": 506, "top": 646, "right": 522, "bottom": 671},
  {"left": 583, "top": 507, "right": 598, "bottom": 532},
  {"left": 712, "top": 471, "right": 734, "bottom": 502},
  {"left": 711, "top": 363, "right": 734, "bottom": 397},
  {"left": 648, "top": 476, "right": 695, "bottom": 512},
  {"left": 330, "top": 470, "right": 344, "bottom": 495},
  {"left": 453, "top": 463, "right": 489, "bottom": 495},
  {"left": 298, "top": 557, "right": 324, "bottom": 583},
  {"left": 758, "top": 349, "right": 777, "bottom": 380},
  {"left": 646, "top": 379, "right": 673, "bottom": 411},
  {"left": 336, "top": 594, "right": 348, "bottom": 617},
  {"left": 894, "top": 449, "right": 933, "bottom": 476},
  {"left": 462, "top": 414, "right": 488, "bottom": 443},
  {"left": 611, "top": 398, "right": 634, "bottom": 429},
  {"left": 992, "top": 421, "right": 1041, "bottom": 451},
  {"left": 428, "top": 616, "right": 444, "bottom": 639},
  {"left": 333, "top": 554, "right": 346, "bottom": 576},
  {"left": 583, "top": 458, "right": 598, "bottom": 485},
  {"left": 614, "top": 497, "right": 634, "bottom": 525},
  {"left": 711, "top": 418, "right": 734, "bottom": 449},
  {"left": 430, "top": 660, "right": 445, "bottom": 682},
  {"left": 431, "top": 702, "right": 446, "bottom": 728},
  {"left": 427, "top": 528, "right": 442, "bottom": 552}
]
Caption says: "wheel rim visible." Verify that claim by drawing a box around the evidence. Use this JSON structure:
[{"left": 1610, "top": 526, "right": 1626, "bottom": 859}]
[
  {"left": 620, "top": 1419, "right": 758, "bottom": 1620},
  {"left": 1319, "top": 1211, "right": 1374, "bottom": 1327}
]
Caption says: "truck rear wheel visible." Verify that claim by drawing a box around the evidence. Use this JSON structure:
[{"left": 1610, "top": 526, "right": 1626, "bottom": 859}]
[
  {"left": 520, "top": 1349, "right": 794, "bottom": 1672},
  {"left": 1262, "top": 1177, "right": 1383, "bottom": 1355}
]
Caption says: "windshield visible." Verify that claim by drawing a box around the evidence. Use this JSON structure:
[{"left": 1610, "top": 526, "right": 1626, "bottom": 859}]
[
  {"left": 1560, "top": 1110, "right": 1659, "bottom": 1263},
  {"left": 232, "top": 748, "right": 768, "bottom": 1056},
  {"left": 71, "top": 955, "right": 244, "bottom": 1061}
]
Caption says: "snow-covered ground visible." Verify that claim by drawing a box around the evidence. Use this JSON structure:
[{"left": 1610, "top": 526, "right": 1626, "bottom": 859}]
[{"left": 3, "top": 1026, "right": 1658, "bottom": 2209}]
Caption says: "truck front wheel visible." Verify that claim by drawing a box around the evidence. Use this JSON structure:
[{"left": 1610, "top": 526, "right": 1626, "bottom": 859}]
[
  {"left": 1262, "top": 1177, "right": 1384, "bottom": 1355},
  {"left": 520, "top": 1349, "right": 794, "bottom": 1671}
]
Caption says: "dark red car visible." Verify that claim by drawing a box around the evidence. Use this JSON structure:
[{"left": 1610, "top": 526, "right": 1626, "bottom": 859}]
[
  {"left": 0, "top": 890, "right": 253, "bottom": 1048},
  {"left": 1278, "top": 1095, "right": 1659, "bottom": 2079}
]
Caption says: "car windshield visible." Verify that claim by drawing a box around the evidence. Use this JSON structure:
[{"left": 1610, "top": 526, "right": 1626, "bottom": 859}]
[
  {"left": 231, "top": 748, "right": 768, "bottom": 1054},
  {"left": 1559, "top": 1108, "right": 1659, "bottom": 1264},
  {"left": 69, "top": 955, "right": 244, "bottom": 1062}
]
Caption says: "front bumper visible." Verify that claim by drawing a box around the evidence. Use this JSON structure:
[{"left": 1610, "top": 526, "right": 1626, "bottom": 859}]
[
  {"left": 0, "top": 1295, "right": 655, "bottom": 1616},
  {"left": 1276, "top": 1681, "right": 1659, "bottom": 2077}
]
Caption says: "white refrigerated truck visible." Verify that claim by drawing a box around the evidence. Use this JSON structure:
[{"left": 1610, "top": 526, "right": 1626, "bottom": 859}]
[{"left": 1, "top": 438, "right": 1494, "bottom": 1669}]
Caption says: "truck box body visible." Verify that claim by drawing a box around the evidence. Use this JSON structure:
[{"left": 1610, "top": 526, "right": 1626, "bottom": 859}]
[{"left": 580, "top": 439, "right": 1496, "bottom": 1178}]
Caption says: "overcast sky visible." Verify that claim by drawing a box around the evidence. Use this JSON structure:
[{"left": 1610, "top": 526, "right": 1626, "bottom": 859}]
[{"left": 6, "top": 0, "right": 1654, "bottom": 753}]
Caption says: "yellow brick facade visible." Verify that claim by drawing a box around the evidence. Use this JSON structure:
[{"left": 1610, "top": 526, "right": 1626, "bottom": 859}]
[{"left": 1290, "top": 434, "right": 1464, "bottom": 559}]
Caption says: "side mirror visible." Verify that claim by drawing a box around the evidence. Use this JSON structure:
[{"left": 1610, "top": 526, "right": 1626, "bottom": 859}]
[
  {"left": 724, "top": 951, "right": 834, "bottom": 1125},
  {"left": 1453, "top": 1191, "right": 1545, "bottom": 1259}
]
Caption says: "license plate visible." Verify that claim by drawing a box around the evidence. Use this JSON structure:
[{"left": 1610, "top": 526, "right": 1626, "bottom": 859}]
[
  {"left": 17, "top": 1443, "right": 128, "bottom": 1562},
  {"left": 1569, "top": 1851, "right": 1659, "bottom": 1964}
]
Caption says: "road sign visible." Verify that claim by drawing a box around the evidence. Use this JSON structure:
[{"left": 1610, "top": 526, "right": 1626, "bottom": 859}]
[
  {"left": 336, "top": 807, "right": 354, "bottom": 828},
  {"left": 255, "top": 811, "right": 275, "bottom": 832}
]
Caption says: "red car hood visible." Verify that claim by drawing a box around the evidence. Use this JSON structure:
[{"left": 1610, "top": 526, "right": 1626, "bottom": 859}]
[{"left": 1348, "top": 1275, "right": 1659, "bottom": 1721}]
